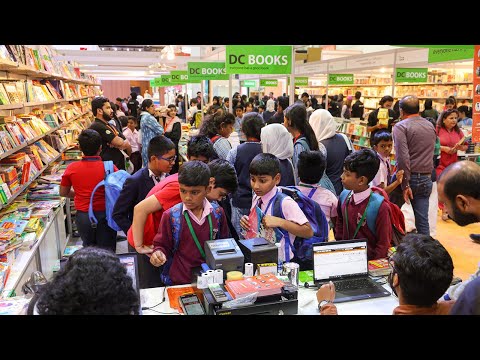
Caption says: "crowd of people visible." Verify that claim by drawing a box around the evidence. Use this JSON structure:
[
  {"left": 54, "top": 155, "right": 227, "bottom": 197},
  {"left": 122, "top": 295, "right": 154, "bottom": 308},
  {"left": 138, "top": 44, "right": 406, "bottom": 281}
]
[{"left": 30, "top": 88, "right": 480, "bottom": 315}]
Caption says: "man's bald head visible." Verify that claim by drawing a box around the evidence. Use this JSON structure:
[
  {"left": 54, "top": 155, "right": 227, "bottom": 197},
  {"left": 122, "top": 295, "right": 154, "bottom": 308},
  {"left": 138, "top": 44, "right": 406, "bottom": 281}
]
[
  {"left": 438, "top": 161, "right": 480, "bottom": 226},
  {"left": 399, "top": 95, "right": 420, "bottom": 115}
]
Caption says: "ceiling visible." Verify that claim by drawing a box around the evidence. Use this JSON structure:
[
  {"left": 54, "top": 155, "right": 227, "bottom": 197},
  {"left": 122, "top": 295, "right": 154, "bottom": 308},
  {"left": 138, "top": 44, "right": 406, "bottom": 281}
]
[{"left": 51, "top": 45, "right": 401, "bottom": 81}]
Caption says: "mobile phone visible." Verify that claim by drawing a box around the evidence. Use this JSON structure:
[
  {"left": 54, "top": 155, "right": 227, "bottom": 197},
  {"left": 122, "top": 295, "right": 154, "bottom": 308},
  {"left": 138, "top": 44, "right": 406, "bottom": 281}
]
[
  {"left": 208, "top": 283, "right": 229, "bottom": 302},
  {"left": 179, "top": 293, "right": 206, "bottom": 315}
]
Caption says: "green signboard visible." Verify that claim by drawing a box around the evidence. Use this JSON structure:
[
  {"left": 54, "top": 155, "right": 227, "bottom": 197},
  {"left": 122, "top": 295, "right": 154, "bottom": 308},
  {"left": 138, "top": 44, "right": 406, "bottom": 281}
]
[
  {"left": 395, "top": 68, "right": 428, "bottom": 83},
  {"left": 150, "top": 80, "right": 155, "bottom": 87},
  {"left": 428, "top": 48, "right": 474, "bottom": 63},
  {"left": 260, "top": 79, "right": 279, "bottom": 87},
  {"left": 287, "top": 77, "right": 309, "bottom": 86},
  {"left": 226, "top": 45, "right": 292, "bottom": 74},
  {"left": 160, "top": 75, "right": 172, "bottom": 86},
  {"left": 169, "top": 70, "right": 202, "bottom": 84},
  {"left": 328, "top": 74, "right": 354, "bottom": 85},
  {"left": 188, "top": 62, "right": 229, "bottom": 80},
  {"left": 241, "top": 80, "right": 257, "bottom": 87}
]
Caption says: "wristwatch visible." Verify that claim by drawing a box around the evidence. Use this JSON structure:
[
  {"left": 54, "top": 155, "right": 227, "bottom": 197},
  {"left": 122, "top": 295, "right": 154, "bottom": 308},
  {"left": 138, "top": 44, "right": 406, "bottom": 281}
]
[{"left": 318, "top": 300, "right": 330, "bottom": 310}]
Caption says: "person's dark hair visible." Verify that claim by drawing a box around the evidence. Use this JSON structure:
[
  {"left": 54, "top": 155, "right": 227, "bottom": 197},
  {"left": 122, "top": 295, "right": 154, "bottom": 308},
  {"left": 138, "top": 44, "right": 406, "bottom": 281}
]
[
  {"left": 250, "top": 153, "right": 281, "bottom": 177},
  {"left": 284, "top": 103, "right": 319, "bottom": 151},
  {"left": 147, "top": 135, "right": 175, "bottom": 160},
  {"left": 78, "top": 129, "right": 102, "bottom": 156},
  {"left": 457, "top": 105, "right": 471, "bottom": 118},
  {"left": 424, "top": 99, "right": 433, "bottom": 110},
  {"left": 140, "top": 99, "right": 154, "bottom": 112},
  {"left": 119, "top": 116, "right": 128, "bottom": 128},
  {"left": 372, "top": 131, "right": 393, "bottom": 147},
  {"left": 116, "top": 97, "right": 123, "bottom": 102},
  {"left": 36, "top": 247, "right": 139, "bottom": 315},
  {"left": 209, "top": 159, "right": 238, "bottom": 193},
  {"left": 438, "top": 161, "right": 480, "bottom": 204},
  {"left": 379, "top": 95, "right": 394, "bottom": 107},
  {"left": 343, "top": 149, "right": 380, "bottom": 182},
  {"left": 446, "top": 96, "right": 457, "bottom": 108},
  {"left": 392, "top": 234, "right": 453, "bottom": 307},
  {"left": 258, "top": 104, "right": 266, "bottom": 111},
  {"left": 130, "top": 92, "right": 137, "bottom": 99},
  {"left": 277, "top": 96, "right": 289, "bottom": 110},
  {"left": 399, "top": 95, "right": 420, "bottom": 115},
  {"left": 224, "top": 97, "right": 229, "bottom": 103},
  {"left": 437, "top": 109, "right": 461, "bottom": 134},
  {"left": 241, "top": 112, "right": 264, "bottom": 139},
  {"left": 190, "top": 98, "right": 198, "bottom": 106},
  {"left": 355, "top": 91, "right": 361, "bottom": 100},
  {"left": 244, "top": 102, "right": 253, "bottom": 110},
  {"left": 91, "top": 96, "right": 110, "bottom": 117},
  {"left": 187, "top": 135, "right": 215, "bottom": 160},
  {"left": 298, "top": 151, "right": 326, "bottom": 184},
  {"left": 109, "top": 102, "right": 119, "bottom": 121},
  {"left": 178, "top": 160, "right": 211, "bottom": 187},
  {"left": 232, "top": 99, "right": 240, "bottom": 109},
  {"left": 392, "top": 100, "right": 400, "bottom": 119},
  {"left": 234, "top": 104, "right": 244, "bottom": 112},
  {"left": 199, "top": 113, "right": 235, "bottom": 138},
  {"left": 311, "top": 97, "right": 318, "bottom": 109},
  {"left": 301, "top": 92, "right": 309, "bottom": 98}
]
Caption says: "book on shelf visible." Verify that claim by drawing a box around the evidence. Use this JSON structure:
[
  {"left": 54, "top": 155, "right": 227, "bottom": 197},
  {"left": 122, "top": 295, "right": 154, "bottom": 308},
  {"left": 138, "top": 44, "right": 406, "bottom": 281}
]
[
  {"left": 3, "top": 83, "right": 22, "bottom": 104},
  {"left": 0, "top": 84, "right": 10, "bottom": 105},
  {"left": 377, "top": 108, "right": 389, "bottom": 127}
]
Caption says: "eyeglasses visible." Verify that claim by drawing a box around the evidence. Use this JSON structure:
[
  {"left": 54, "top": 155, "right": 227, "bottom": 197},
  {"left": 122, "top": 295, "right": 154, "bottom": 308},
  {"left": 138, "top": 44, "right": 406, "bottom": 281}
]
[{"left": 158, "top": 155, "right": 177, "bottom": 163}]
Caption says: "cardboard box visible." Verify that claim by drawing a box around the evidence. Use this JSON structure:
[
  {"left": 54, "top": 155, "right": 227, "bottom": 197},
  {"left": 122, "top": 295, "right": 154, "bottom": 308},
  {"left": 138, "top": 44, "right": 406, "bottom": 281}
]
[
  {"left": 295, "top": 52, "right": 307, "bottom": 61},
  {"left": 307, "top": 47, "right": 322, "bottom": 62}
]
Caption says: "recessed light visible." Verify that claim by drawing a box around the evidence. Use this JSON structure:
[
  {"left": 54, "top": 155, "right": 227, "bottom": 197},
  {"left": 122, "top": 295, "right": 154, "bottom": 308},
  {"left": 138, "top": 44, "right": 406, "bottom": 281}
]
[
  {"left": 113, "top": 47, "right": 117, "bottom": 51},
  {"left": 139, "top": 49, "right": 142, "bottom": 52},
  {"left": 127, "top": 48, "right": 130, "bottom": 51}
]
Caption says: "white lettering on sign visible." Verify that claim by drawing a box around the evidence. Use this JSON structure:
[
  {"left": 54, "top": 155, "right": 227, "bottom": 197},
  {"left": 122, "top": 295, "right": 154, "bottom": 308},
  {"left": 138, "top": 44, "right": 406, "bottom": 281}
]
[
  {"left": 248, "top": 55, "right": 288, "bottom": 66},
  {"left": 201, "top": 68, "right": 226, "bottom": 75}
]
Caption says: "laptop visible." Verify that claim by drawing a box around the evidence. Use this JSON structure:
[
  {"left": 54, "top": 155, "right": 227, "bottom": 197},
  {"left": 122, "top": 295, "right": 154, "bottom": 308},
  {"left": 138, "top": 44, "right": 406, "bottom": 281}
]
[{"left": 312, "top": 239, "right": 391, "bottom": 303}]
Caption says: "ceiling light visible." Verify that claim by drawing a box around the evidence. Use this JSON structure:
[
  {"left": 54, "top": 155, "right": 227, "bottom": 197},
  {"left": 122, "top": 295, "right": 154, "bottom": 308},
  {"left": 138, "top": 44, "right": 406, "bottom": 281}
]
[
  {"left": 139, "top": 49, "right": 142, "bottom": 52},
  {"left": 101, "top": 48, "right": 105, "bottom": 51},
  {"left": 167, "top": 52, "right": 175, "bottom": 61},
  {"left": 113, "top": 47, "right": 117, "bottom": 51},
  {"left": 126, "top": 48, "right": 130, "bottom": 52}
]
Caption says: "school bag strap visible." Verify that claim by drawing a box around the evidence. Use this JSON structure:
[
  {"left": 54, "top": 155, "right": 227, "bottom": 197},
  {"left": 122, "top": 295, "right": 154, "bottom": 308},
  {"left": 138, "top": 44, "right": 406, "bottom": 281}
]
[
  {"left": 87, "top": 161, "right": 114, "bottom": 228},
  {"left": 161, "top": 202, "right": 223, "bottom": 286},
  {"left": 271, "top": 190, "right": 293, "bottom": 262},
  {"left": 339, "top": 189, "right": 384, "bottom": 237},
  {"left": 295, "top": 137, "right": 310, "bottom": 152}
]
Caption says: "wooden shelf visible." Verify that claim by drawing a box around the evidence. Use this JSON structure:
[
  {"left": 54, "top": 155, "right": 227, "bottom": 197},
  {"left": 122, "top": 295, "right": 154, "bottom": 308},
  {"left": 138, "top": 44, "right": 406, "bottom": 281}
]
[
  {"left": 0, "top": 104, "right": 23, "bottom": 110},
  {"left": 1, "top": 96, "right": 93, "bottom": 109},
  {"left": 305, "top": 84, "right": 391, "bottom": 88}
]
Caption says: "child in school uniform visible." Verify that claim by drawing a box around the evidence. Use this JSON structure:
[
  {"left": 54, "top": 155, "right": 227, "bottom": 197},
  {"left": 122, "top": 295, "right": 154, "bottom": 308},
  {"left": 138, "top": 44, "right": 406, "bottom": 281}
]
[
  {"left": 149, "top": 161, "right": 230, "bottom": 285},
  {"left": 122, "top": 116, "right": 142, "bottom": 174},
  {"left": 240, "top": 153, "right": 313, "bottom": 263},
  {"left": 296, "top": 151, "right": 338, "bottom": 228},
  {"left": 335, "top": 149, "right": 392, "bottom": 260},
  {"left": 371, "top": 131, "right": 404, "bottom": 194}
]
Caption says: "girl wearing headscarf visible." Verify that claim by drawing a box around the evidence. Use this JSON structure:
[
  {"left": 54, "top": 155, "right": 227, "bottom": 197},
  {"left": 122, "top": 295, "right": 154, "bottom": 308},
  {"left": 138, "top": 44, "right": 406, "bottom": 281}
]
[
  {"left": 140, "top": 99, "right": 164, "bottom": 167},
  {"left": 284, "top": 103, "right": 336, "bottom": 194},
  {"left": 263, "top": 99, "right": 276, "bottom": 123},
  {"left": 309, "top": 109, "right": 352, "bottom": 196},
  {"left": 163, "top": 104, "right": 182, "bottom": 174},
  {"left": 260, "top": 124, "right": 295, "bottom": 186}
]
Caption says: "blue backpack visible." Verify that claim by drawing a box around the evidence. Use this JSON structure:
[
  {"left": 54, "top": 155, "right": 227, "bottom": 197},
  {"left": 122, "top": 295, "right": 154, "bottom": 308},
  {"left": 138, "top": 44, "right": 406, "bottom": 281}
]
[
  {"left": 272, "top": 186, "right": 329, "bottom": 262},
  {"left": 88, "top": 161, "right": 130, "bottom": 232},
  {"left": 161, "top": 202, "right": 223, "bottom": 286}
]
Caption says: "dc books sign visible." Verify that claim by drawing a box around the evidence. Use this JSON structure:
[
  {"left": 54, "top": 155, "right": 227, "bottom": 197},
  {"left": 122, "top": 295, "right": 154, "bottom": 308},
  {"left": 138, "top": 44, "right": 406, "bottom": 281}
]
[
  {"left": 170, "top": 71, "right": 201, "bottom": 84},
  {"left": 287, "top": 77, "right": 309, "bottom": 86},
  {"left": 188, "top": 62, "right": 229, "bottom": 80},
  {"left": 226, "top": 45, "right": 292, "bottom": 74},
  {"left": 328, "top": 74, "right": 354, "bottom": 85},
  {"left": 396, "top": 68, "right": 428, "bottom": 83},
  {"left": 260, "top": 79, "right": 278, "bottom": 87},
  {"left": 241, "top": 80, "right": 257, "bottom": 87}
]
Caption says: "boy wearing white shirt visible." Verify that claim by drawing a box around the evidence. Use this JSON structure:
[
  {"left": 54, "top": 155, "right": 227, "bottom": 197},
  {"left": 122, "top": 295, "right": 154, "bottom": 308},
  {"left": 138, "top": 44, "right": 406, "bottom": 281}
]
[{"left": 371, "top": 131, "right": 403, "bottom": 194}]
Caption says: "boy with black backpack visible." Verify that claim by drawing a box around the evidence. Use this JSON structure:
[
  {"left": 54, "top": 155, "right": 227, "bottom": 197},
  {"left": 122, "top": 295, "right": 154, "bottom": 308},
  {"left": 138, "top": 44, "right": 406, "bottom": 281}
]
[
  {"left": 240, "top": 153, "right": 314, "bottom": 267},
  {"left": 335, "top": 149, "right": 392, "bottom": 260},
  {"left": 59, "top": 130, "right": 119, "bottom": 252},
  {"left": 149, "top": 161, "right": 230, "bottom": 285}
]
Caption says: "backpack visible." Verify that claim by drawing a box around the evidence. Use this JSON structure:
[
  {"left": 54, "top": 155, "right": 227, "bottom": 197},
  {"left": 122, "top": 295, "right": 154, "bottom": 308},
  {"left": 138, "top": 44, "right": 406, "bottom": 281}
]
[
  {"left": 271, "top": 186, "right": 329, "bottom": 263},
  {"left": 339, "top": 186, "right": 405, "bottom": 247},
  {"left": 210, "top": 135, "right": 221, "bottom": 144},
  {"left": 161, "top": 202, "right": 223, "bottom": 286},
  {"left": 88, "top": 161, "right": 131, "bottom": 232}
]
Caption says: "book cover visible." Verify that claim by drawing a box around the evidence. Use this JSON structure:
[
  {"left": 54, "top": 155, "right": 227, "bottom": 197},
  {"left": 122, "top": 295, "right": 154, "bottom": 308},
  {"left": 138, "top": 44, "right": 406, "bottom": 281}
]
[
  {"left": 377, "top": 108, "right": 389, "bottom": 127},
  {"left": 0, "top": 84, "right": 10, "bottom": 105},
  {"left": 63, "top": 245, "right": 83, "bottom": 257},
  {"left": 368, "top": 258, "right": 392, "bottom": 277},
  {"left": 225, "top": 273, "right": 284, "bottom": 299}
]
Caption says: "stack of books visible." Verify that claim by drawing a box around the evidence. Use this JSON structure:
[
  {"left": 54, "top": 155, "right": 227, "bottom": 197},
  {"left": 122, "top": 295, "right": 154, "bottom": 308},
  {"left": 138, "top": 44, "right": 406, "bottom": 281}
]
[{"left": 225, "top": 273, "right": 285, "bottom": 299}]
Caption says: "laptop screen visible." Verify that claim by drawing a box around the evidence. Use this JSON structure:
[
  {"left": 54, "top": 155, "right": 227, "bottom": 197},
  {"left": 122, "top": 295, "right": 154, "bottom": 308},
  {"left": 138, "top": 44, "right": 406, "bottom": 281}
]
[{"left": 313, "top": 239, "right": 368, "bottom": 281}]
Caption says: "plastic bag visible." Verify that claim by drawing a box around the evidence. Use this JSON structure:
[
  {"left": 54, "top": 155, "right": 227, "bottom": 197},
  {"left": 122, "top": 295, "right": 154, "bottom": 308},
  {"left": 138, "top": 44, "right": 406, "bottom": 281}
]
[{"left": 221, "top": 292, "right": 258, "bottom": 309}]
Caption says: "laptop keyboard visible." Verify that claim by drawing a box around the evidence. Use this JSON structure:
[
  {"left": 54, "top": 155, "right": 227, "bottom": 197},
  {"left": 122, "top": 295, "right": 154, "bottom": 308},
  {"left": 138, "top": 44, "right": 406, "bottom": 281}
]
[{"left": 333, "top": 278, "right": 374, "bottom": 291}]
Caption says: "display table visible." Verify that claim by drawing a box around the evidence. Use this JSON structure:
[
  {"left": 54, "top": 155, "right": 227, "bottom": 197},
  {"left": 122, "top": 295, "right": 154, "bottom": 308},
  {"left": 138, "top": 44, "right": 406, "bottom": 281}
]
[{"left": 140, "top": 282, "right": 398, "bottom": 315}]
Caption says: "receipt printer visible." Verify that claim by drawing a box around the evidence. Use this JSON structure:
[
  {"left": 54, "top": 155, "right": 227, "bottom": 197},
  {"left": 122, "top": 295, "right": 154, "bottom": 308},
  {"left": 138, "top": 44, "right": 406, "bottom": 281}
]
[
  {"left": 205, "top": 238, "right": 244, "bottom": 275},
  {"left": 238, "top": 238, "right": 278, "bottom": 270}
]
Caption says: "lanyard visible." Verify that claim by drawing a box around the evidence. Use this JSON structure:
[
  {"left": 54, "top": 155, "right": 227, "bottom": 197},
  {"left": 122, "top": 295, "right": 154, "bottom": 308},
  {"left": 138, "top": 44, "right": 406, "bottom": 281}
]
[
  {"left": 345, "top": 191, "right": 372, "bottom": 239},
  {"left": 258, "top": 190, "right": 278, "bottom": 219},
  {"left": 184, "top": 211, "right": 213, "bottom": 259}
]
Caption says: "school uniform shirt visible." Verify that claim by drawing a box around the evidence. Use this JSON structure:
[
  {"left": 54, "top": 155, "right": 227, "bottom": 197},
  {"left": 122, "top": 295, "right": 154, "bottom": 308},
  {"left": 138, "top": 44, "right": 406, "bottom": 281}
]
[
  {"left": 297, "top": 183, "right": 338, "bottom": 223},
  {"left": 392, "top": 301, "right": 454, "bottom": 315},
  {"left": 153, "top": 199, "right": 229, "bottom": 285},
  {"left": 60, "top": 156, "right": 118, "bottom": 212},
  {"left": 140, "top": 112, "right": 164, "bottom": 166},
  {"left": 213, "top": 137, "right": 232, "bottom": 160},
  {"left": 89, "top": 118, "right": 126, "bottom": 170},
  {"left": 126, "top": 174, "right": 180, "bottom": 248},
  {"left": 234, "top": 116, "right": 246, "bottom": 142},
  {"left": 334, "top": 188, "right": 392, "bottom": 260},
  {"left": 251, "top": 186, "right": 309, "bottom": 262},
  {"left": 372, "top": 153, "right": 391, "bottom": 187},
  {"left": 123, "top": 127, "right": 141, "bottom": 153}
]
